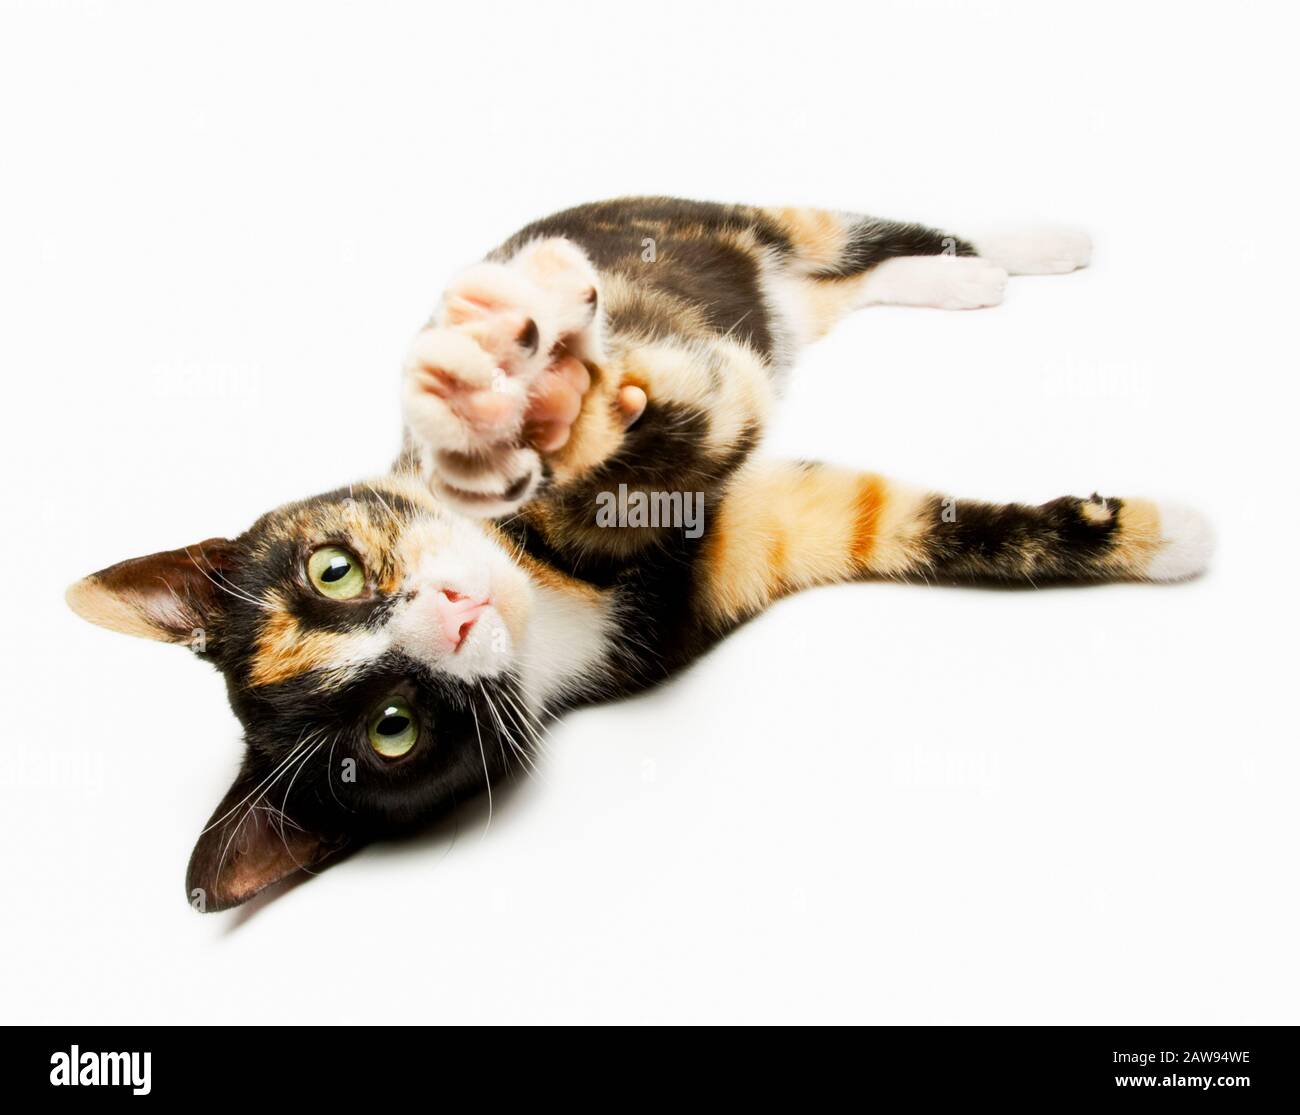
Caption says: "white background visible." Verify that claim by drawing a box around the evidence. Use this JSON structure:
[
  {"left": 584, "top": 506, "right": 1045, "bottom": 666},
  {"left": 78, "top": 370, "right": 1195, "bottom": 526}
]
[{"left": 1, "top": 0, "right": 1296, "bottom": 1024}]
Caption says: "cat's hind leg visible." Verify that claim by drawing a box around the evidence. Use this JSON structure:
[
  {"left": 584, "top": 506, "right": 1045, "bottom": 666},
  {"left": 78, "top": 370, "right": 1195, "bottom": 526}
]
[
  {"left": 761, "top": 207, "right": 1090, "bottom": 340},
  {"left": 852, "top": 226, "right": 1093, "bottom": 310}
]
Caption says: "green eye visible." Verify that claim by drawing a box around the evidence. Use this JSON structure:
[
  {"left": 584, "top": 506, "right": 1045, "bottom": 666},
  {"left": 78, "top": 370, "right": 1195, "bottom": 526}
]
[
  {"left": 307, "top": 546, "right": 365, "bottom": 599},
  {"left": 368, "top": 697, "right": 419, "bottom": 759}
]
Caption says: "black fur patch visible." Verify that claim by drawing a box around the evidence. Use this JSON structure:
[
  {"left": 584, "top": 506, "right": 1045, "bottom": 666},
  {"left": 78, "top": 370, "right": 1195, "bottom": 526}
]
[
  {"left": 920, "top": 495, "right": 1121, "bottom": 582},
  {"left": 811, "top": 218, "right": 976, "bottom": 279},
  {"left": 491, "top": 196, "right": 788, "bottom": 361},
  {"left": 517, "top": 317, "right": 539, "bottom": 355},
  {"left": 492, "top": 196, "right": 793, "bottom": 269}
]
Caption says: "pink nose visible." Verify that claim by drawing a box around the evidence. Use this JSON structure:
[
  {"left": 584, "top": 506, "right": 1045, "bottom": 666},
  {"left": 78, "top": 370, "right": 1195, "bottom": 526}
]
[{"left": 431, "top": 589, "right": 488, "bottom": 651}]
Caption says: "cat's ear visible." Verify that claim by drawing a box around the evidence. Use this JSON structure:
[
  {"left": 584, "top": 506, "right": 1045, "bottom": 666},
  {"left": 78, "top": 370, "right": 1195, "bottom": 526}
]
[
  {"left": 186, "top": 763, "right": 346, "bottom": 912},
  {"left": 65, "top": 537, "right": 240, "bottom": 646}
]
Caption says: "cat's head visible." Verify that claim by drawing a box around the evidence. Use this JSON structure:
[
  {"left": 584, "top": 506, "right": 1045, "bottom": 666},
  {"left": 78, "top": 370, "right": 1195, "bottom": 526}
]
[{"left": 67, "top": 474, "right": 537, "bottom": 911}]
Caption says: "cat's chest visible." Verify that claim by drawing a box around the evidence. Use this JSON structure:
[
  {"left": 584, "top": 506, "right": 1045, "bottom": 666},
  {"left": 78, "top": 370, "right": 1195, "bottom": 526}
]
[{"left": 517, "top": 580, "right": 616, "bottom": 711}]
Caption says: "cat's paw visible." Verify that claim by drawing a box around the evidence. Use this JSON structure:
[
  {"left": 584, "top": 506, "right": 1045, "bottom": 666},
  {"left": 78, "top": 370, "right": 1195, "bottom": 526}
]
[
  {"left": 403, "top": 319, "right": 536, "bottom": 453},
  {"left": 973, "top": 229, "right": 1092, "bottom": 275},
  {"left": 1146, "top": 502, "right": 1215, "bottom": 581},
  {"left": 402, "top": 241, "right": 603, "bottom": 517},
  {"left": 857, "top": 255, "right": 1008, "bottom": 310},
  {"left": 509, "top": 237, "right": 604, "bottom": 357},
  {"left": 936, "top": 256, "right": 1009, "bottom": 309}
]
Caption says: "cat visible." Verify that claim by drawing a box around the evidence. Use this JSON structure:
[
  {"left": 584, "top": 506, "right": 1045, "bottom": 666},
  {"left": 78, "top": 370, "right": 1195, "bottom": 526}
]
[{"left": 66, "top": 197, "right": 1213, "bottom": 912}]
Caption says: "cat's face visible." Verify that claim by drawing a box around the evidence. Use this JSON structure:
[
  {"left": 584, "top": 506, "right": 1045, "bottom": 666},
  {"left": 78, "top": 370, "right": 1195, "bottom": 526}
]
[{"left": 67, "top": 474, "right": 537, "bottom": 911}]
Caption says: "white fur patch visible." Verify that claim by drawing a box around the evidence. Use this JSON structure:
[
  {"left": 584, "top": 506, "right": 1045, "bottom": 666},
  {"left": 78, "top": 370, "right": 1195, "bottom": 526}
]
[
  {"left": 756, "top": 249, "right": 806, "bottom": 365},
  {"left": 385, "top": 512, "right": 531, "bottom": 680},
  {"left": 1146, "top": 503, "right": 1215, "bottom": 581},
  {"left": 516, "top": 584, "right": 613, "bottom": 711},
  {"left": 857, "top": 255, "right": 1008, "bottom": 310},
  {"left": 972, "top": 229, "right": 1092, "bottom": 275},
  {"left": 401, "top": 237, "right": 604, "bottom": 520}
]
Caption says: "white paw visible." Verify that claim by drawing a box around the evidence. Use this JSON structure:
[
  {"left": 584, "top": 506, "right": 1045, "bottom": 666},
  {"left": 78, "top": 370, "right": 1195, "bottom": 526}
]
[
  {"left": 418, "top": 443, "right": 544, "bottom": 519},
  {"left": 858, "top": 254, "right": 1007, "bottom": 310},
  {"left": 402, "top": 238, "right": 601, "bottom": 518},
  {"left": 1146, "top": 503, "right": 1215, "bottom": 581},
  {"left": 973, "top": 228, "right": 1092, "bottom": 275},
  {"left": 934, "top": 256, "right": 1009, "bottom": 310},
  {"left": 511, "top": 237, "right": 604, "bottom": 356},
  {"left": 402, "top": 327, "right": 533, "bottom": 454}
]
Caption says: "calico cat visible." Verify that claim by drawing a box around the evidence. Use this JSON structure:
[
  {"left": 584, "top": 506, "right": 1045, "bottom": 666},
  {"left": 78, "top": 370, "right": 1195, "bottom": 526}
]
[{"left": 66, "top": 197, "right": 1212, "bottom": 912}]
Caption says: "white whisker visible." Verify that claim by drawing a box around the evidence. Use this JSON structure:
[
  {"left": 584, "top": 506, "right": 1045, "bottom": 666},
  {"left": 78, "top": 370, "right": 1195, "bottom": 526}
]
[{"left": 470, "top": 699, "right": 493, "bottom": 838}]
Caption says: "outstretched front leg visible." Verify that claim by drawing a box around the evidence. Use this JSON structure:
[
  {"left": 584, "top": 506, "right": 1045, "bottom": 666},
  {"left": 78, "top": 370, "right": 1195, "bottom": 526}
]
[{"left": 695, "top": 460, "right": 1213, "bottom": 631}]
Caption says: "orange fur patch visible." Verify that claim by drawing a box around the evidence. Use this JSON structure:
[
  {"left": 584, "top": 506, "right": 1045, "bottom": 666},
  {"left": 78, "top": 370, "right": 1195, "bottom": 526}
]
[
  {"left": 1113, "top": 498, "right": 1164, "bottom": 573},
  {"left": 768, "top": 207, "right": 849, "bottom": 270},
  {"left": 850, "top": 475, "right": 887, "bottom": 565}
]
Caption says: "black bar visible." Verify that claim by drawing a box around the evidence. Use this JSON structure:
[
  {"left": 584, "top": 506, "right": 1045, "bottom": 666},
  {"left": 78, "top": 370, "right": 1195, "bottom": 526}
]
[{"left": 2, "top": 1025, "right": 1293, "bottom": 1101}]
